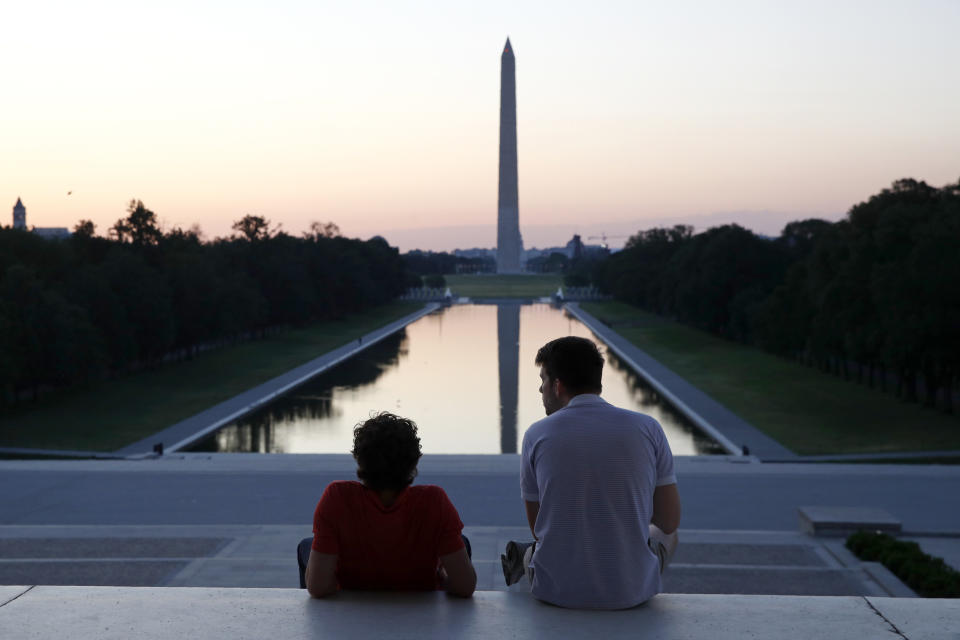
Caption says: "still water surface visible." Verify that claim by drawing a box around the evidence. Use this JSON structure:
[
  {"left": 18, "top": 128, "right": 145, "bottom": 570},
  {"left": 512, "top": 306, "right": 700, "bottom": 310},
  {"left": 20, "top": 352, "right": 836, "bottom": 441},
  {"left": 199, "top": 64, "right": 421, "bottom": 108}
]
[{"left": 189, "top": 304, "right": 723, "bottom": 455}]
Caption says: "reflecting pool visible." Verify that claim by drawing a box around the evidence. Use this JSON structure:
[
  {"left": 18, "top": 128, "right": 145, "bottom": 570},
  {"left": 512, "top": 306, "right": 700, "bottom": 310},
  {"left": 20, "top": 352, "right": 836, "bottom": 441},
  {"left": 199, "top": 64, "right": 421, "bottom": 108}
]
[{"left": 188, "top": 304, "right": 724, "bottom": 455}]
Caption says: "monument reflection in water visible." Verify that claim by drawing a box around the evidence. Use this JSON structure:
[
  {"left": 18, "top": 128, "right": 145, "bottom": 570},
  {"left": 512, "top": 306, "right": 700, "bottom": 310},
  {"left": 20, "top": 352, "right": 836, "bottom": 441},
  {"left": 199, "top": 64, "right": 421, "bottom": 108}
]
[{"left": 188, "top": 304, "right": 724, "bottom": 455}]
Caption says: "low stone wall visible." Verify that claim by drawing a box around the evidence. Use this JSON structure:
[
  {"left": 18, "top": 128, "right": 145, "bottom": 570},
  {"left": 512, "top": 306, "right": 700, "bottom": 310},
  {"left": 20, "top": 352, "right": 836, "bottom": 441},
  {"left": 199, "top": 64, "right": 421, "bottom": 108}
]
[{"left": 2, "top": 586, "right": 956, "bottom": 640}]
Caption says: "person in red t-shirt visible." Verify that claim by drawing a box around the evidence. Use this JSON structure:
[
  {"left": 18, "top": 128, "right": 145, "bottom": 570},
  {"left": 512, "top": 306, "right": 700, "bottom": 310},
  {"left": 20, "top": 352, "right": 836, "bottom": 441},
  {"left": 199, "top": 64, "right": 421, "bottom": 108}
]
[{"left": 298, "top": 412, "right": 476, "bottom": 598}]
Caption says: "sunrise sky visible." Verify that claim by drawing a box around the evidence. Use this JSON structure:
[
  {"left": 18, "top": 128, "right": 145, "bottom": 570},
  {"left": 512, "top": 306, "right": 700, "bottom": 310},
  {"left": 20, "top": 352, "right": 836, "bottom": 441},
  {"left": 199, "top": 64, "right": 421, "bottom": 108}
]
[{"left": 2, "top": 0, "right": 958, "bottom": 250}]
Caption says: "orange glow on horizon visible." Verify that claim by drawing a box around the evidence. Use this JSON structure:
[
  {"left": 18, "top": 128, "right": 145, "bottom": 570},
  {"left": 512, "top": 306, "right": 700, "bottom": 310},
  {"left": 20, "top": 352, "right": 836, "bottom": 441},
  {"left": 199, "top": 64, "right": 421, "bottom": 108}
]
[{"left": 2, "top": 2, "right": 957, "bottom": 250}]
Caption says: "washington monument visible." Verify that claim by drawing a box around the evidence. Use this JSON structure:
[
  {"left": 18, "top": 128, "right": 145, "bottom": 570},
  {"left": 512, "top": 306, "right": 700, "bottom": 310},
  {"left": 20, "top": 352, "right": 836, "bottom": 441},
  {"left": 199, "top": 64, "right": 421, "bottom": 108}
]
[{"left": 497, "top": 37, "right": 523, "bottom": 273}]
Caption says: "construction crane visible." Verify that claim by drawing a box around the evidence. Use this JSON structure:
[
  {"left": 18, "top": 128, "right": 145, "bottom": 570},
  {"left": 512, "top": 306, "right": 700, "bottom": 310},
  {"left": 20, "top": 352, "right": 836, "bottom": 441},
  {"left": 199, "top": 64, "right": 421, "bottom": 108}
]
[{"left": 587, "top": 233, "right": 628, "bottom": 249}]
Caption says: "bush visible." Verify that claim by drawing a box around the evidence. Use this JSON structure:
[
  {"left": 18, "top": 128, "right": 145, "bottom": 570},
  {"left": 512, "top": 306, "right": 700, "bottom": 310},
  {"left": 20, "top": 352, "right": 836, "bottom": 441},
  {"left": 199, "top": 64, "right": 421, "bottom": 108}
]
[
  {"left": 563, "top": 272, "right": 590, "bottom": 287},
  {"left": 846, "top": 531, "right": 960, "bottom": 597},
  {"left": 423, "top": 274, "right": 446, "bottom": 289}
]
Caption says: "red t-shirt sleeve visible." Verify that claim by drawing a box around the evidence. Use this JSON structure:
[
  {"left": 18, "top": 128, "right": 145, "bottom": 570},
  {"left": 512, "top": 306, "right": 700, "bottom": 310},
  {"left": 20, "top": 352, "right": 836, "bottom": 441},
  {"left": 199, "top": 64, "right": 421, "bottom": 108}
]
[
  {"left": 435, "top": 487, "right": 466, "bottom": 556},
  {"left": 312, "top": 483, "right": 341, "bottom": 554}
]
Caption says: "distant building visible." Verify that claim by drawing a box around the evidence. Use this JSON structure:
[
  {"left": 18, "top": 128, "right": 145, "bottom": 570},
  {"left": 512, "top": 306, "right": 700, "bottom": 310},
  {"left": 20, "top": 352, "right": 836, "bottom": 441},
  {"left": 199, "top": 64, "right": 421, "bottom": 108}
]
[
  {"left": 525, "top": 236, "right": 598, "bottom": 261},
  {"left": 448, "top": 248, "right": 495, "bottom": 274},
  {"left": 33, "top": 227, "right": 71, "bottom": 240},
  {"left": 453, "top": 248, "right": 496, "bottom": 261},
  {"left": 12, "top": 197, "right": 26, "bottom": 229},
  {"left": 10, "top": 198, "right": 71, "bottom": 239}
]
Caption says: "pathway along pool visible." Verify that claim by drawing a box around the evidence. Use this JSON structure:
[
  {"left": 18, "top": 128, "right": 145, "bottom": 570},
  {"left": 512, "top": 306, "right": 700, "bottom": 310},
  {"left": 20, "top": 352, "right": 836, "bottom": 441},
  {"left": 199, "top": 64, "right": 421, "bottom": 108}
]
[{"left": 187, "top": 304, "right": 725, "bottom": 455}]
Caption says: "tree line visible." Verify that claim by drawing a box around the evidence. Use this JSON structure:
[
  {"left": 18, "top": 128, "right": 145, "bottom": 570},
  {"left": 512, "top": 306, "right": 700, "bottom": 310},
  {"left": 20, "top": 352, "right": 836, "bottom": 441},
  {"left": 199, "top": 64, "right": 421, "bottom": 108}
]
[
  {"left": 596, "top": 179, "right": 960, "bottom": 413},
  {"left": 0, "top": 201, "right": 407, "bottom": 406},
  {"left": 401, "top": 250, "right": 492, "bottom": 284}
]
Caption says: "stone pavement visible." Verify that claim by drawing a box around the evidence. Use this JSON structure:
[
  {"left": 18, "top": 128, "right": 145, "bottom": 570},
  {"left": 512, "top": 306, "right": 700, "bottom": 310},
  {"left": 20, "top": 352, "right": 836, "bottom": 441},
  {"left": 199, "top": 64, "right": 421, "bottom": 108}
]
[
  {"left": 2, "top": 586, "right": 958, "bottom": 640},
  {"left": 2, "top": 454, "right": 958, "bottom": 532},
  {"left": 1, "top": 454, "right": 958, "bottom": 596},
  {"left": 0, "top": 523, "right": 913, "bottom": 598}
]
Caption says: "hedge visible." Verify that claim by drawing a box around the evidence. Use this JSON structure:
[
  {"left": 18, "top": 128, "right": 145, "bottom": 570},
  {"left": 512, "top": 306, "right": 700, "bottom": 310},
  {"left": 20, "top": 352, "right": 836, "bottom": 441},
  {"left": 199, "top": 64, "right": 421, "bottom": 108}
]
[{"left": 846, "top": 531, "right": 960, "bottom": 597}]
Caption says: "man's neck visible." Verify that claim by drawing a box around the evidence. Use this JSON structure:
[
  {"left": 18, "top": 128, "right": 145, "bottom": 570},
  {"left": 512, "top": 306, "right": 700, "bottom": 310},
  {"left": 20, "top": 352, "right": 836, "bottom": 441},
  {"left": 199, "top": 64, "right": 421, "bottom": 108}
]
[
  {"left": 565, "top": 391, "right": 601, "bottom": 406},
  {"left": 378, "top": 489, "right": 399, "bottom": 507}
]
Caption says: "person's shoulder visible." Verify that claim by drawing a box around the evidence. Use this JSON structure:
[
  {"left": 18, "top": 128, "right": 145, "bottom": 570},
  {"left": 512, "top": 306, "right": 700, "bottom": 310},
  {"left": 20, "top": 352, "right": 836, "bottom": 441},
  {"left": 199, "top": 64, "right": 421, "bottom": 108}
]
[
  {"left": 328, "top": 479, "right": 363, "bottom": 489},
  {"left": 323, "top": 480, "right": 364, "bottom": 499},
  {"left": 600, "top": 403, "right": 667, "bottom": 439},
  {"left": 410, "top": 484, "right": 448, "bottom": 498},
  {"left": 604, "top": 402, "right": 661, "bottom": 426},
  {"left": 316, "top": 481, "right": 363, "bottom": 516},
  {"left": 523, "top": 413, "right": 556, "bottom": 443},
  {"left": 409, "top": 484, "right": 456, "bottom": 506},
  {"left": 528, "top": 413, "right": 554, "bottom": 430}
]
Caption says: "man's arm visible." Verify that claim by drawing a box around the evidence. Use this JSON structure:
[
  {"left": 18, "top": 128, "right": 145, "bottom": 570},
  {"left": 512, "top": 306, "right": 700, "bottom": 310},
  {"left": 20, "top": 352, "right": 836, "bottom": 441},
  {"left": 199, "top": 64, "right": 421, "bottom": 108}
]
[
  {"left": 439, "top": 547, "right": 476, "bottom": 597},
  {"left": 524, "top": 500, "right": 540, "bottom": 539},
  {"left": 651, "top": 483, "right": 681, "bottom": 534},
  {"left": 305, "top": 550, "right": 339, "bottom": 598}
]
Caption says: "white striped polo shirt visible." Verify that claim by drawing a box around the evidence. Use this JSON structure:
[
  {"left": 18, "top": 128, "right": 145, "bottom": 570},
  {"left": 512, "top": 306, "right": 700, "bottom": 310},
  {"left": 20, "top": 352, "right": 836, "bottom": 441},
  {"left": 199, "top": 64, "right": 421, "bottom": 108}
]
[{"left": 520, "top": 394, "right": 676, "bottom": 609}]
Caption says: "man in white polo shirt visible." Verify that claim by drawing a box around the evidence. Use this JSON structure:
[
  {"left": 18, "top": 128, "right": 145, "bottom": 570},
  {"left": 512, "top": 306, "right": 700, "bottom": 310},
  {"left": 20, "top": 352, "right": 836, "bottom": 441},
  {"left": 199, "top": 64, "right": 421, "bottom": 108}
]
[{"left": 502, "top": 336, "right": 681, "bottom": 609}]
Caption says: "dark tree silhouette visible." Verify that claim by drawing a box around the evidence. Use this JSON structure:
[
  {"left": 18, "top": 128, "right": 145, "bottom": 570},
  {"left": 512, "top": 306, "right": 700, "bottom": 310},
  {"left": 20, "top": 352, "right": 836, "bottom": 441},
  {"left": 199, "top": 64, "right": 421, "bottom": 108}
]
[
  {"left": 594, "top": 179, "right": 960, "bottom": 413},
  {"left": 0, "top": 201, "right": 409, "bottom": 411},
  {"left": 232, "top": 215, "right": 274, "bottom": 242},
  {"left": 73, "top": 219, "right": 96, "bottom": 238}
]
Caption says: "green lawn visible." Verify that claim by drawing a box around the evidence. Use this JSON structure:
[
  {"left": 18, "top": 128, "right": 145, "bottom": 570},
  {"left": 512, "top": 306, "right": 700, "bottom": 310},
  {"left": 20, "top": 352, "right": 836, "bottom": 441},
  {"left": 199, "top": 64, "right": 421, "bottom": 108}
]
[
  {"left": 821, "top": 457, "right": 960, "bottom": 465},
  {"left": 0, "top": 302, "right": 422, "bottom": 452},
  {"left": 581, "top": 301, "right": 960, "bottom": 455},
  {"left": 446, "top": 273, "right": 563, "bottom": 298}
]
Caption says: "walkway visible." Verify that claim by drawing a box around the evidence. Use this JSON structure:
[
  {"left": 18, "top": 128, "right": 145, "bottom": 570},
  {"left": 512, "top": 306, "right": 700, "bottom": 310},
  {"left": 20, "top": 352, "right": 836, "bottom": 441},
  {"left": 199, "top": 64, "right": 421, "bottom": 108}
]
[
  {"left": 566, "top": 303, "right": 796, "bottom": 460},
  {"left": 1, "top": 454, "right": 958, "bottom": 594},
  {"left": 0, "top": 521, "right": 918, "bottom": 597}
]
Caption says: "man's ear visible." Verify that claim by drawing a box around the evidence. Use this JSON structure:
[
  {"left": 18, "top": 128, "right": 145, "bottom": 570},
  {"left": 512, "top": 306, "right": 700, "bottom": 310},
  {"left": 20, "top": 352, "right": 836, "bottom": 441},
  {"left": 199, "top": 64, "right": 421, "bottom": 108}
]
[{"left": 555, "top": 378, "right": 571, "bottom": 402}]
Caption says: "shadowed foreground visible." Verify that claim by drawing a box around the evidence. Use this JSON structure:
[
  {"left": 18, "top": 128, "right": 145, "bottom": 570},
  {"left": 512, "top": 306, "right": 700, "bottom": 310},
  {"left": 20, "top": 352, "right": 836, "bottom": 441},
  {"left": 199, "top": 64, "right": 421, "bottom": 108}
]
[{"left": 1, "top": 586, "right": 955, "bottom": 640}]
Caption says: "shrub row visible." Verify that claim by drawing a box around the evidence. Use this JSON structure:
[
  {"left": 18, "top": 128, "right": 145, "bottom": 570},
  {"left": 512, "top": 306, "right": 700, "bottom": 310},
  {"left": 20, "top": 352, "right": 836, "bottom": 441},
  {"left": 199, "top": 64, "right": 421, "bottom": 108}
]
[{"left": 846, "top": 531, "right": 960, "bottom": 597}]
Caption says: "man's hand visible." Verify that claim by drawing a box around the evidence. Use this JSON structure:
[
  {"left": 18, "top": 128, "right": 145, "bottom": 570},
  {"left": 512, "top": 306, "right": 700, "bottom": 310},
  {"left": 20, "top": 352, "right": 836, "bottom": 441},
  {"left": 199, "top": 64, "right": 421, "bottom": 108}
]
[
  {"left": 651, "top": 483, "right": 681, "bottom": 534},
  {"left": 439, "top": 547, "right": 476, "bottom": 597},
  {"left": 305, "top": 550, "right": 339, "bottom": 598}
]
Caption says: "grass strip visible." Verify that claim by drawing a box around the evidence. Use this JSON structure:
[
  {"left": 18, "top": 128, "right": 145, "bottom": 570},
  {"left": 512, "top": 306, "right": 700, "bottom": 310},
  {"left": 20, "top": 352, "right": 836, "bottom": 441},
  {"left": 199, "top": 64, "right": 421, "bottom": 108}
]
[
  {"left": 812, "top": 457, "right": 960, "bottom": 465},
  {"left": 0, "top": 302, "right": 422, "bottom": 452},
  {"left": 846, "top": 531, "right": 960, "bottom": 597},
  {"left": 581, "top": 301, "right": 960, "bottom": 455},
  {"left": 445, "top": 274, "right": 562, "bottom": 298}
]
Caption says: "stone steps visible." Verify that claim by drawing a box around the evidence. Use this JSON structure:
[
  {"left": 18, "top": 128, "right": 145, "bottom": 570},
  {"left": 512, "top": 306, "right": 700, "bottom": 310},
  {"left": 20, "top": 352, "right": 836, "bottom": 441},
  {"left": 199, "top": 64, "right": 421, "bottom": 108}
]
[{"left": 0, "top": 525, "right": 915, "bottom": 597}]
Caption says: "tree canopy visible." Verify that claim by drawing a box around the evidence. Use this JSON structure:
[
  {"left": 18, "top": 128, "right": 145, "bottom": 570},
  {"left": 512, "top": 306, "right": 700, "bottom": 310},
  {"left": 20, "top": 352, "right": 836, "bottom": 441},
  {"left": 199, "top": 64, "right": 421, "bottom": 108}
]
[
  {"left": 0, "top": 206, "right": 407, "bottom": 407},
  {"left": 595, "top": 178, "right": 960, "bottom": 413}
]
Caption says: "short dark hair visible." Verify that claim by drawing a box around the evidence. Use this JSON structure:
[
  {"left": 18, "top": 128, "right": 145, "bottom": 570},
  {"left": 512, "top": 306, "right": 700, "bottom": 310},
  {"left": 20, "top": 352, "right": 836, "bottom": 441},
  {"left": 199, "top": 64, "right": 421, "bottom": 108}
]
[
  {"left": 535, "top": 336, "right": 604, "bottom": 394},
  {"left": 352, "top": 412, "right": 423, "bottom": 491}
]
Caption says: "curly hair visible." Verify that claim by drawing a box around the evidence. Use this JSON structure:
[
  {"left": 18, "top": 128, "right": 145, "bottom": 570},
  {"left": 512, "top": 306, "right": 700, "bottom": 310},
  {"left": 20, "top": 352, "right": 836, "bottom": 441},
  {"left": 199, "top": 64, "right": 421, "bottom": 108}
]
[{"left": 352, "top": 412, "right": 423, "bottom": 491}]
